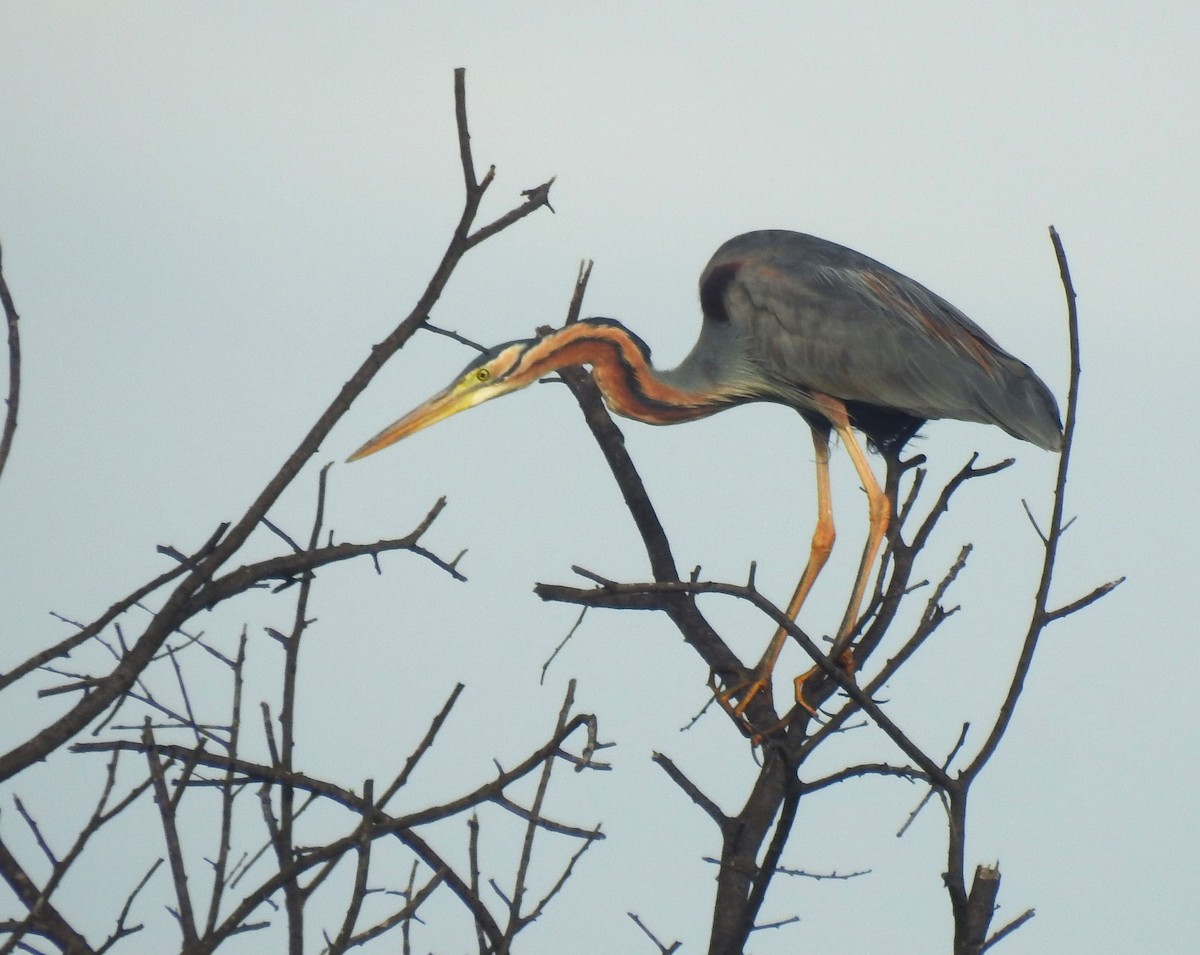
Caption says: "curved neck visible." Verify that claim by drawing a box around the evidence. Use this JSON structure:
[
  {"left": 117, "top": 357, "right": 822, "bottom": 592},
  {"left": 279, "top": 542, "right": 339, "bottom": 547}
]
[{"left": 515, "top": 321, "right": 731, "bottom": 424}]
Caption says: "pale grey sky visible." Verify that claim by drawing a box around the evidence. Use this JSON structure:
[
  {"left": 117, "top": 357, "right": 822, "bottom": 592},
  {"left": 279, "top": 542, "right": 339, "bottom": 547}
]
[{"left": 2, "top": 3, "right": 1196, "bottom": 953}]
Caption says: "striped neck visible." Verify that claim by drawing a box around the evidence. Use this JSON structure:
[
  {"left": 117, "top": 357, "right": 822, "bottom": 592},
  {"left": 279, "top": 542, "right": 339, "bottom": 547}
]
[{"left": 513, "top": 319, "right": 734, "bottom": 425}]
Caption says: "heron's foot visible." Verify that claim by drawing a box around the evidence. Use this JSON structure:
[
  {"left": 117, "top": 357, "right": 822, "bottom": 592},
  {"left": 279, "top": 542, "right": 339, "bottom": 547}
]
[
  {"left": 711, "top": 670, "right": 810, "bottom": 745},
  {"left": 713, "top": 672, "right": 819, "bottom": 745},
  {"left": 711, "top": 650, "right": 856, "bottom": 741},
  {"left": 792, "top": 647, "right": 857, "bottom": 713},
  {"left": 711, "top": 669, "right": 774, "bottom": 719},
  {"left": 708, "top": 670, "right": 788, "bottom": 743}
]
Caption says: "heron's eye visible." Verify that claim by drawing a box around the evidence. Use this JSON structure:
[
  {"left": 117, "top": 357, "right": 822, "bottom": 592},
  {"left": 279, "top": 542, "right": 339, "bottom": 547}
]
[{"left": 474, "top": 368, "right": 491, "bottom": 383}]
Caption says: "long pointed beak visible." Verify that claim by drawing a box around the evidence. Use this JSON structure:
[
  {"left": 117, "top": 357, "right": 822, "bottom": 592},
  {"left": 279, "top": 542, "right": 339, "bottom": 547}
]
[{"left": 347, "top": 384, "right": 479, "bottom": 462}]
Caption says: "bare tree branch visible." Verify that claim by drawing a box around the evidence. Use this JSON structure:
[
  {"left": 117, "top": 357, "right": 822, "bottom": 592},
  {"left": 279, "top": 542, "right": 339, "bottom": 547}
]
[
  {"left": 0, "top": 241, "right": 20, "bottom": 485},
  {"left": 1043, "top": 577, "right": 1125, "bottom": 624},
  {"left": 0, "top": 523, "right": 225, "bottom": 694},
  {"left": 0, "top": 67, "right": 553, "bottom": 786},
  {"left": 142, "top": 721, "right": 199, "bottom": 948},
  {"left": 981, "top": 906, "right": 1037, "bottom": 952},
  {"left": 205, "top": 630, "right": 247, "bottom": 934},
  {"left": 376, "top": 683, "right": 465, "bottom": 810},
  {"left": 652, "top": 751, "right": 728, "bottom": 828},
  {"left": 0, "top": 834, "right": 95, "bottom": 955},
  {"left": 628, "top": 911, "right": 682, "bottom": 954},
  {"left": 963, "top": 228, "right": 1096, "bottom": 784},
  {"left": 0, "top": 72, "right": 1113, "bottom": 955}
]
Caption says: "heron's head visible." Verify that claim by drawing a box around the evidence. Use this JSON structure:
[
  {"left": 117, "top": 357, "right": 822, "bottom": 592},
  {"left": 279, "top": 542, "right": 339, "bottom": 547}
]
[{"left": 347, "top": 337, "right": 541, "bottom": 462}]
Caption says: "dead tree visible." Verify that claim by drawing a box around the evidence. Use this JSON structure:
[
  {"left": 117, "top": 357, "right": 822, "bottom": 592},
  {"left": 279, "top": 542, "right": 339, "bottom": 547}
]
[
  {"left": 0, "top": 70, "right": 1118, "bottom": 955},
  {"left": 0, "top": 70, "right": 609, "bottom": 955},
  {"left": 534, "top": 234, "right": 1118, "bottom": 954}
]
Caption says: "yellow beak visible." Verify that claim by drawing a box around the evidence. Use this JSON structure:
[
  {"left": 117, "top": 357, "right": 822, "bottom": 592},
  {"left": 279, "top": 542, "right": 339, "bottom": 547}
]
[{"left": 347, "top": 383, "right": 482, "bottom": 462}]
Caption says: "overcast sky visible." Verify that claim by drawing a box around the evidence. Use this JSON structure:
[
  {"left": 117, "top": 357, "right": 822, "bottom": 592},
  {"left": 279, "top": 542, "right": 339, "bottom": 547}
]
[{"left": 1, "top": 3, "right": 1197, "bottom": 953}]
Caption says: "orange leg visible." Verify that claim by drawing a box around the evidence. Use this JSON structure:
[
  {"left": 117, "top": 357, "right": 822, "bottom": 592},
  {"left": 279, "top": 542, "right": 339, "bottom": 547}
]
[
  {"left": 718, "top": 399, "right": 891, "bottom": 728},
  {"left": 720, "top": 428, "right": 835, "bottom": 717},
  {"left": 828, "top": 412, "right": 890, "bottom": 644},
  {"left": 790, "top": 399, "right": 888, "bottom": 714}
]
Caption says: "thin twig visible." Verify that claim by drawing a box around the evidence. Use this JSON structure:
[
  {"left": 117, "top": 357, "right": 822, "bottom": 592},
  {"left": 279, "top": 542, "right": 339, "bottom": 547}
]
[
  {"left": 981, "top": 907, "right": 1037, "bottom": 952},
  {"left": 897, "top": 723, "right": 970, "bottom": 838},
  {"left": 13, "top": 798, "right": 57, "bottom": 867},
  {"left": 489, "top": 792, "right": 604, "bottom": 839},
  {"left": 329, "top": 779, "right": 374, "bottom": 952},
  {"left": 1043, "top": 577, "right": 1125, "bottom": 624},
  {"left": 628, "top": 912, "right": 682, "bottom": 954},
  {"left": 541, "top": 576, "right": 950, "bottom": 788},
  {"left": 341, "top": 867, "right": 446, "bottom": 950},
  {"left": 142, "top": 721, "right": 198, "bottom": 948},
  {"left": 376, "top": 683, "right": 465, "bottom": 810},
  {"left": 0, "top": 240, "right": 21, "bottom": 484},
  {"left": 540, "top": 606, "right": 587, "bottom": 684},
  {"left": 0, "top": 834, "right": 95, "bottom": 955},
  {"left": 518, "top": 824, "right": 603, "bottom": 930},
  {"left": 260, "top": 517, "right": 303, "bottom": 554},
  {"left": 502, "top": 682, "right": 577, "bottom": 944},
  {"left": 651, "top": 752, "right": 727, "bottom": 827},
  {"left": 565, "top": 260, "right": 594, "bottom": 326},
  {"left": 189, "top": 498, "right": 465, "bottom": 615},
  {"left": 0, "top": 67, "right": 552, "bottom": 786},
  {"left": 205, "top": 629, "right": 247, "bottom": 933},
  {"left": 800, "top": 762, "right": 929, "bottom": 794},
  {"left": 963, "top": 226, "right": 1093, "bottom": 783},
  {"left": 773, "top": 865, "right": 870, "bottom": 880},
  {"left": 96, "top": 858, "right": 162, "bottom": 955},
  {"left": 276, "top": 464, "right": 332, "bottom": 953},
  {"left": 420, "top": 320, "right": 487, "bottom": 352},
  {"left": 468, "top": 815, "right": 486, "bottom": 955}
]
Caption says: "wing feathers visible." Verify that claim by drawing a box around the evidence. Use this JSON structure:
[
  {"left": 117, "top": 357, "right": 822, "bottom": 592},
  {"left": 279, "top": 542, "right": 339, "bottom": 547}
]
[{"left": 698, "top": 231, "right": 1062, "bottom": 450}]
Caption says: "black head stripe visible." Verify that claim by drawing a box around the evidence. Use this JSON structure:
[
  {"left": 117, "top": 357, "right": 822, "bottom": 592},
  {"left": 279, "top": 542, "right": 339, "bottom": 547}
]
[
  {"left": 460, "top": 339, "right": 532, "bottom": 379},
  {"left": 581, "top": 317, "right": 653, "bottom": 362}
]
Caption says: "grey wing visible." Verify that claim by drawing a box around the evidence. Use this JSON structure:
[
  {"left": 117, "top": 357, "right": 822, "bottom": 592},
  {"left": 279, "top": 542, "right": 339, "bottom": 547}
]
[{"left": 702, "top": 231, "right": 1063, "bottom": 450}]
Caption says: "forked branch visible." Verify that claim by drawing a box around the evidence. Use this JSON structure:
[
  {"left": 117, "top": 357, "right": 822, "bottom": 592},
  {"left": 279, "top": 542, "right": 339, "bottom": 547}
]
[{"left": 0, "top": 68, "right": 554, "bottom": 786}]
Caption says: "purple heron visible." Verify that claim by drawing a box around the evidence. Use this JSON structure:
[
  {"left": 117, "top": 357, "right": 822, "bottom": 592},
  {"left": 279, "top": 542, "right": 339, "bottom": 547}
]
[{"left": 350, "top": 231, "right": 1062, "bottom": 720}]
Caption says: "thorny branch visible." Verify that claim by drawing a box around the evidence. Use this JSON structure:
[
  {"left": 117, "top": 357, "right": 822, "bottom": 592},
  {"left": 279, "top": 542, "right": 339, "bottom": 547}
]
[
  {"left": 0, "top": 65, "right": 1119, "bottom": 955},
  {"left": 0, "top": 66, "right": 554, "bottom": 787},
  {"left": 528, "top": 230, "right": 1114, "bottom": 954},
  {"left": 0, "top": 69, "right": 596, "bottom": 955},
  {"left": 0, "top": 524, "right": 225, "bottom": 694},
  {"left": 540, "top": 574, "right": 950, "bottom": 785},
  {"left": 0, "top": 750, "right": 152, "bottom": 955},
  {"left": 71, "top": 687, "right": 601, "bottom": 950},
  {"left": 187, "top": 496, "right": 465, "bottom": 617},
  {"left": 74, "top": 710, "right": 602, "bottom": 835},
  {"left": 934, "top": 227, "right": 1117, "bottom": 954}
]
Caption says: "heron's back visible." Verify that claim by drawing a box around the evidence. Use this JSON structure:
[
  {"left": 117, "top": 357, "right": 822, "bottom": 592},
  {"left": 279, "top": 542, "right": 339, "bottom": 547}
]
[{"left": 698, "top": 230, "right": 1063, "bottom": 452}]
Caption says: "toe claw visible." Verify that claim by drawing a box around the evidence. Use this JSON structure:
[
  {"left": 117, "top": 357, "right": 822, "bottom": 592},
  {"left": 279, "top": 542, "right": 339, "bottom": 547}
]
[
  {"left": 718, "top": 672, "right": 772, "bottom": 716},
  {"left": 793, "top": 647, "right": 858, "bottom": 715}
]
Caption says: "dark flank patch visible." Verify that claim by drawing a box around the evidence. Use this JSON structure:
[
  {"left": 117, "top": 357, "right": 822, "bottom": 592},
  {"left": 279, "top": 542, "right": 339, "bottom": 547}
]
[
  {"left": 845, "top": 401, "right": 925, "bottom": 456},
  {"left": 699, "top": 261, "right": 742, "bottom": 322}
]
